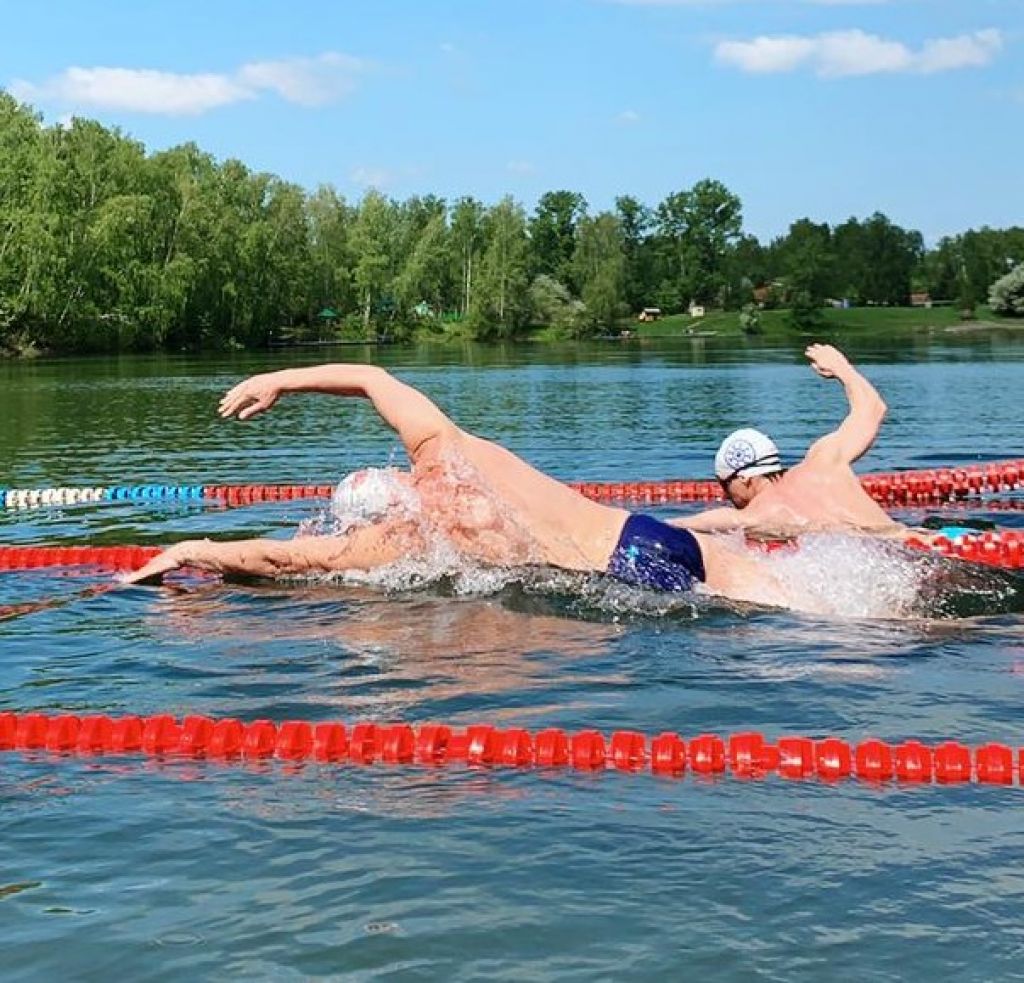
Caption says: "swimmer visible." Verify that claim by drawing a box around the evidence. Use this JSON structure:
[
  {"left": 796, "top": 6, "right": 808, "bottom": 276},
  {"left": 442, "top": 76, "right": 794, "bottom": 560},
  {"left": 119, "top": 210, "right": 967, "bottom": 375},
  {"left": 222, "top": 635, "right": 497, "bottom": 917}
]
[
  {"left": 122, "top": 363, "right": 788, "bottom": 607},
  {"left": 672, "top": 344, "right": 905, "bottom": 540}
]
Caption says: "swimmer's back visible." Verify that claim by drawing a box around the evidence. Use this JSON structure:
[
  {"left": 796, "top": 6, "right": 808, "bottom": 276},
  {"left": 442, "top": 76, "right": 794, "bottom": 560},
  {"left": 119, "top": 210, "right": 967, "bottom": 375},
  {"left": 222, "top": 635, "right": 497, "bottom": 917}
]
[
  {"left": 424, "top": 429, "right": 626, "bottom": 570},
  {"left": 745, "top": 458, "right": 897, "bottom": 535}
]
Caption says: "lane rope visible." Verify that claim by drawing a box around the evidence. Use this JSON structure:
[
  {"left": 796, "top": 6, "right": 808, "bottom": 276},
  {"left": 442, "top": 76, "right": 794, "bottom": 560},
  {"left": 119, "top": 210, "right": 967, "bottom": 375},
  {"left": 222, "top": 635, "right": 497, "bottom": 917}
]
[
  {"left": 2, "top": 459, "right": 1022, "bottom": 510},
  {"left": 0, "top": 546, "right": 161, "bottom": 571},
  {"left": 0, "top": 711, "right": 1019, "bottom": 785},
  {"left": 1, "top": 531, "right": 1022, "bottom": 573}
]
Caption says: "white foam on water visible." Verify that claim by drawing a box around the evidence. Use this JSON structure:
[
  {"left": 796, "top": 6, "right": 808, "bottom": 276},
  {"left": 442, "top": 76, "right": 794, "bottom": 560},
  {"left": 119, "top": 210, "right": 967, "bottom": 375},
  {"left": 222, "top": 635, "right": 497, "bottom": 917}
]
[
  {"left": 748, "top": 533, "right": 1019, "bottom": 620},
  {"left": 296, "top": 467, "right": 421, "bottom": 538},
  {"left": 293, "top": 465, "right": 537, "bottom": 595}
]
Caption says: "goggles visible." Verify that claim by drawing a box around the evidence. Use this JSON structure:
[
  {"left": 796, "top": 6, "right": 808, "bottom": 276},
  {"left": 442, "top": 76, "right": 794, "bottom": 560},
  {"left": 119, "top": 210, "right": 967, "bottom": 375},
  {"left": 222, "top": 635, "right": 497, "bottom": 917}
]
[{"left": 717, "top": 454, "right": 782, "bottom": 490}]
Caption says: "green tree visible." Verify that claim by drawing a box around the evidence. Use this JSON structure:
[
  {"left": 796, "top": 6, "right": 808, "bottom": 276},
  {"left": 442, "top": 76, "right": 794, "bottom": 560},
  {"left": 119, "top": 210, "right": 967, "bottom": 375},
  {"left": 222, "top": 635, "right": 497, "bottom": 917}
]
[
  {"left": 572, "top": 212, "right": 626, "bottom": 335},
  {"left": 350, "top": 190, "right": 397, "bottom": 335},
  {"left": 529, "top": 190, "right": 587, "bottom": 289},
  {"left": 651, "top": 179, "right": 742, "bottom": 311},
  {"left": 468, "top": 196, "right": 530, "bottom": 339},
  {"left": 528, "top": 274, "right": 586, "bottom": 337},
  {"left": 723, "top": 234, "right": 768, "bottom": 310},
  {"left": 989, "top": 263, "right": 1024, "bottom": 316},
  {"left": 306, "top": 185, "right": 354, "bottom": 326},
  {"left": 394, "top": 212, "right": 450, "bottom": 326},
  {"left": 739, "top": 302, "right": 762, "bottom": 335},
  {"left": 615, "top": 194, "right": 654, "bottom": 312},
  {"left": 449, "top": 196, "right": 485, "bottom": 318},
  {"left": 775, "top": 218, "right": 835, "bottom": 307}
]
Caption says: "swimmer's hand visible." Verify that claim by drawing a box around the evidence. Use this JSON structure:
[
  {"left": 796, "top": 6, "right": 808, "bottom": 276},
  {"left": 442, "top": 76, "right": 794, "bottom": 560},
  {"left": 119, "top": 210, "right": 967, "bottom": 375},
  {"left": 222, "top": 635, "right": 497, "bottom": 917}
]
[
  {"left": 805, "top": 343, "right": 852, "bottom": 380},
  {"left": 116, "top": 542, "right": 193, "bottom": 585},
  {"left": 219, "top": 372, "right": 285, "bottom": 421}
]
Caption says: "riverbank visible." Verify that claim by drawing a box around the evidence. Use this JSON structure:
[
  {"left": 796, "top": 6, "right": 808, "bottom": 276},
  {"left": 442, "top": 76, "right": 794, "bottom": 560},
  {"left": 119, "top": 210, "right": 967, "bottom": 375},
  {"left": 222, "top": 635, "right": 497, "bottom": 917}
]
[
  {"left": 627, "top": 305, "right": 1021, "bottom": 342},
  {"left": 4, "top": 305, "right": 1020, "bottom": 359}
]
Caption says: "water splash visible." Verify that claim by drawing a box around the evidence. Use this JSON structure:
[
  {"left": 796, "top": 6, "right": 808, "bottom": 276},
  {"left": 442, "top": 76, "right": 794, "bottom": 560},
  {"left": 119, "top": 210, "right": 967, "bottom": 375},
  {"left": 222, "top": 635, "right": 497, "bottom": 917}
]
[
  {"left": 297, "top": 467, "right": 420, "bottom": 538},
  {"left": 292, "top": 468, "right": 1021, "bottom": 621},
  {"left": 292, "top": 465, "right": 533, "bottom": 595},
  {"left": 750, "top": 533, "right": 1023, "bottom": 620}
]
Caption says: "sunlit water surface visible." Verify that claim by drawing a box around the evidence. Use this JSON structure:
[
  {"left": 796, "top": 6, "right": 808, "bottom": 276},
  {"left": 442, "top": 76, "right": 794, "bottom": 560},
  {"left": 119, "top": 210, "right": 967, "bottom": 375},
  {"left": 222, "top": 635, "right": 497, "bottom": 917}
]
[{"left": 2, "top": 338, "right": 1023, "bottom": 980}]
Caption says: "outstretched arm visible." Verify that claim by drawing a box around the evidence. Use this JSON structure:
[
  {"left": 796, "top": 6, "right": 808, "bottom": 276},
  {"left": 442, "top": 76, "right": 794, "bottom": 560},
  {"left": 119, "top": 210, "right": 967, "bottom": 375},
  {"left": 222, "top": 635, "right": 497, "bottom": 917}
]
[
  {"left": 119, "top": 537, "right": 356, "bottom": 584},
  {"left": 119, "top": 520, "right": 415, "bottom": 585},
  {"left": 218, "top": 364, "right": 459, "bottom": 461},
  {"left": 803, "top": 344, "right": 887, "bottom": 466}
]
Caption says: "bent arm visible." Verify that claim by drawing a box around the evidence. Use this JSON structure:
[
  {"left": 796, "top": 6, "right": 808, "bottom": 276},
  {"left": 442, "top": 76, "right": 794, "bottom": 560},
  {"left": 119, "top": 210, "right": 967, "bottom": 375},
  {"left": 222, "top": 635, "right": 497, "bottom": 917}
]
[
  {"left": 804, "top": 345, "right": 887, "bottom": 466},
  {"left": 220, "top": 364, "right": 460, "bottom": 461},
  {"left": 667, "top": 508, "right": 753, "bottom": 534}
]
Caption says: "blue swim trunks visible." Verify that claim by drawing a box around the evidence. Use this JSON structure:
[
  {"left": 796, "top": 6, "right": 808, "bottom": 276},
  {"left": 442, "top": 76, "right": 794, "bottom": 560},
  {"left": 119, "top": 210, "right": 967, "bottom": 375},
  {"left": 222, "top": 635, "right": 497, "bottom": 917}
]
[{"left": 607, "top": 514, "right": 706, "bottom": 592}]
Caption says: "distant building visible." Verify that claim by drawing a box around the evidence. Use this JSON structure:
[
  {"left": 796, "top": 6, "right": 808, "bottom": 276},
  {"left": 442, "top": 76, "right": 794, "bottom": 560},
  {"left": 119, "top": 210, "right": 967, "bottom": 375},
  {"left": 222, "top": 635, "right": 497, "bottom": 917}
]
[
  {"left": 413, "top": 301, "right": 436, "bottom": 318},
  {"left": 688, "top": 303, "right": 706, "bottom": 319},
  {"left": 752, "top": 281, "right": 785, "bottom": 308},
  {"left": 910, "top": 292, "right": 933, "bottom": 308},
  {"left": 637, "top": 307, "right": 662, "bottom": 322}
]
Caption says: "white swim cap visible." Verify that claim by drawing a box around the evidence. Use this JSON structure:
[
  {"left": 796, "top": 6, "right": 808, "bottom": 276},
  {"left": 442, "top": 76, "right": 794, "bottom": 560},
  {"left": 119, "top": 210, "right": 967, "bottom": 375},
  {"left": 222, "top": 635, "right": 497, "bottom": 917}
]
[
  {"left": 714, "top": 428, "right": 782, "bottom": 481},
  {"left": 331, "top": 468, "right": 415, "bottom": 523}
]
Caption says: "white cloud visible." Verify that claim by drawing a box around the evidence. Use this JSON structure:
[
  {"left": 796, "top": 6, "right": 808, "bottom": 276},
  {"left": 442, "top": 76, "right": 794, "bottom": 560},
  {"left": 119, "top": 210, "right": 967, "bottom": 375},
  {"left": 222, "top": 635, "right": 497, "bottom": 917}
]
[
  {"left": 714, "top": 28, "right": 1003, "bottom": 77},
  {"left": 915, "top": 29, "right": 1003, "bottom": 74},
  {"left": 8, "top": 52, "right": 366, "bottom": 116},
  {"left": 506, "top": 160, "right": 537, "bottom": 175},
  {"left": 716, "top": 35, "right": 818, "bottom": 73},
  {"left": 237, "top": 53, "right": 364, "bottom": 106},
  {"left": 349, "top": 166, "right": 392, "bottom": 189},
  {"left": 616, "top": 109, "right": 642, "bottom": 124},
  {"left": 9, "top": 67, "right": 252, "bottom": 115}
]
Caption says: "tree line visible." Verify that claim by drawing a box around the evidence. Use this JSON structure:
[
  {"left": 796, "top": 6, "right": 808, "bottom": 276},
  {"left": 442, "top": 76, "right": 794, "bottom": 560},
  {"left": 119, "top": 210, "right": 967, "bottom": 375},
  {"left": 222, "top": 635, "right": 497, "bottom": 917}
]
[{"left": 1, "top": 93, "right": 1022, "bottom": 355}]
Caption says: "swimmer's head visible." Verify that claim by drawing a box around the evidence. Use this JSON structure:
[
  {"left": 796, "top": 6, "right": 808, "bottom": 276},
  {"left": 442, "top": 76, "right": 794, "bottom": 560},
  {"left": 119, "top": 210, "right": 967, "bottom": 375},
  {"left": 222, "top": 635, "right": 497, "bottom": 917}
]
[
  {"left": 715, "top": 428, "right": 784, "bottom": 508},
  {"left": 331, "top": 468, "right": 417, "bottom": 525}
]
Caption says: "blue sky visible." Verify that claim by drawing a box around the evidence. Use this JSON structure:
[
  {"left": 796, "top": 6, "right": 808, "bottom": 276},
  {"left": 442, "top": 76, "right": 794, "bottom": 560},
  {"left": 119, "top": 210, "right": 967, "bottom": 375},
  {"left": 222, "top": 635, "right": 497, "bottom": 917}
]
[{"left": 3, "top": 0, "right": 1021, "bottom": 243}]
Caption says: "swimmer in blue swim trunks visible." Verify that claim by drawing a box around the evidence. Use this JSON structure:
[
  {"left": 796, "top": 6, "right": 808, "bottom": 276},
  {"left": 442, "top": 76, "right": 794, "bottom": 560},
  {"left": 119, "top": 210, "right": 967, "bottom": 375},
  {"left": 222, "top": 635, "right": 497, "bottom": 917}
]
[
  {"left": 125, "top": 364, "right": 782, "bottom": 607},
  {"left": 607, "top": 515, "right": 706, "bottom": 592}
]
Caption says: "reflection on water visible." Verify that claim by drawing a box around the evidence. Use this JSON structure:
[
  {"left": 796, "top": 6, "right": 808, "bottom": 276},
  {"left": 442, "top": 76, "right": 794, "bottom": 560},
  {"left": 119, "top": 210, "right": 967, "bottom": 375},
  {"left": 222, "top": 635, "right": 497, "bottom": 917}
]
[
  {"left": 2, "top": 340, "right": 1024, "bottom": 980},
  {"left": 140, "top": 581, "right": 625, "bottom": 718}
]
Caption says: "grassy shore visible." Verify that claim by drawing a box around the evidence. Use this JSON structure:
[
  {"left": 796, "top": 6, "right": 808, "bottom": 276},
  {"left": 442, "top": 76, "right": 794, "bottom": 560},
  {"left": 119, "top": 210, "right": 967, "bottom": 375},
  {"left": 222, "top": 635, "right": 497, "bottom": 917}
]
[
  {"left": 247, "top": 305, "right": 1024, "bottom": 351},
  {"left": 629, "top": 305, "right": 1020, "bottom": 341}
]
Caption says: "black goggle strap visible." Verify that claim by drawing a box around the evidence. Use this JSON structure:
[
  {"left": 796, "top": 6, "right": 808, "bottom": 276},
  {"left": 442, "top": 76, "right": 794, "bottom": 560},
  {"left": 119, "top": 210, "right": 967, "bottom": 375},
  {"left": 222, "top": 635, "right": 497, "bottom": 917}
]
[{"left": 719, "top": 453, "right": 781, "bottom": 486}]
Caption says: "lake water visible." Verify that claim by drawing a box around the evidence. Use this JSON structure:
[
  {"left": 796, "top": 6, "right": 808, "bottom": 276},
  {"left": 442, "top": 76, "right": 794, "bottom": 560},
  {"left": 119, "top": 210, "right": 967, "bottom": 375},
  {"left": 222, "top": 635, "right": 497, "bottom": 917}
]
[{"left": 2, "top": 336, "right": 1023, "bottom": 980}]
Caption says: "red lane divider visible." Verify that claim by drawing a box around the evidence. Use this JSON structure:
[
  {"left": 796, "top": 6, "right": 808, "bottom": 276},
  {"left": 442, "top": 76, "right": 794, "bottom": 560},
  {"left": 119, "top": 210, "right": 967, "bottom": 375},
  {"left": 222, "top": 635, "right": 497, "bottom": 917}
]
[
  {"left": 199, "top": 460, "right": 1024, "bottom": 507},
  {"left": 0, "top": 546, "right": 161, "bottom": 572},
  {"left": 0, "top": 712, "right": 1019, "bottom": 785},
  {"left": 1, "top": 532, "right": 1022, "bottom": 573},
  {"left": 861, "top": 459, "right": 1024, "bottom": 506},
  {"left": 904, "top": 530, "right": 1024, "bottom": 569},
  {"left": 205, "top": 484, "right": 335, "bottom": 507}
]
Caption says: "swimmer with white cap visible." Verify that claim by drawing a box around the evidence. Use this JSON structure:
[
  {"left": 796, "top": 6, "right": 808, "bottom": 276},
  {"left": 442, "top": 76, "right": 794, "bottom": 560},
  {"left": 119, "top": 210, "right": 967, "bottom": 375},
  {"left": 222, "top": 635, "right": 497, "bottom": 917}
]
[
  {"left": 671, "top": 344, "right": 903, "bottom": 539},
  {"left": 123, "top": 362, "right": 791, "bottom": 608}
]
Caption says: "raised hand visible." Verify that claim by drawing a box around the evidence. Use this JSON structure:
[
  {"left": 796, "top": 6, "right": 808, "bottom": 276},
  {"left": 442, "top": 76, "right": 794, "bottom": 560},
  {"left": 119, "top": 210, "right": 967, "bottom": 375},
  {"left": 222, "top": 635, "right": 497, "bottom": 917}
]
[
  {"left": 805, "top": 343, "right": 852, "bottom": 380},
  {"left": 218, "top": 372, "right": 285, "bottom": 420}
]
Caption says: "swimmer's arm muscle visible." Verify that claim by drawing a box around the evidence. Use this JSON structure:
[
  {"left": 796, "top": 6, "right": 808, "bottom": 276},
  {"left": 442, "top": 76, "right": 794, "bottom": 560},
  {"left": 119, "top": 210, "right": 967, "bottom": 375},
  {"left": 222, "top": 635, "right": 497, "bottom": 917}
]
[
  {"left": 220, "top": 364, "right": 458, "bottom": 460},
  {"left": 119, "top": 537, "right": 355, "bottom": 584},
  {"left": 667, "top": 508, "right": 752, "bottom": 533},
  {"left": 803, "top": 345, "right": 886, "bottom": 466}
]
